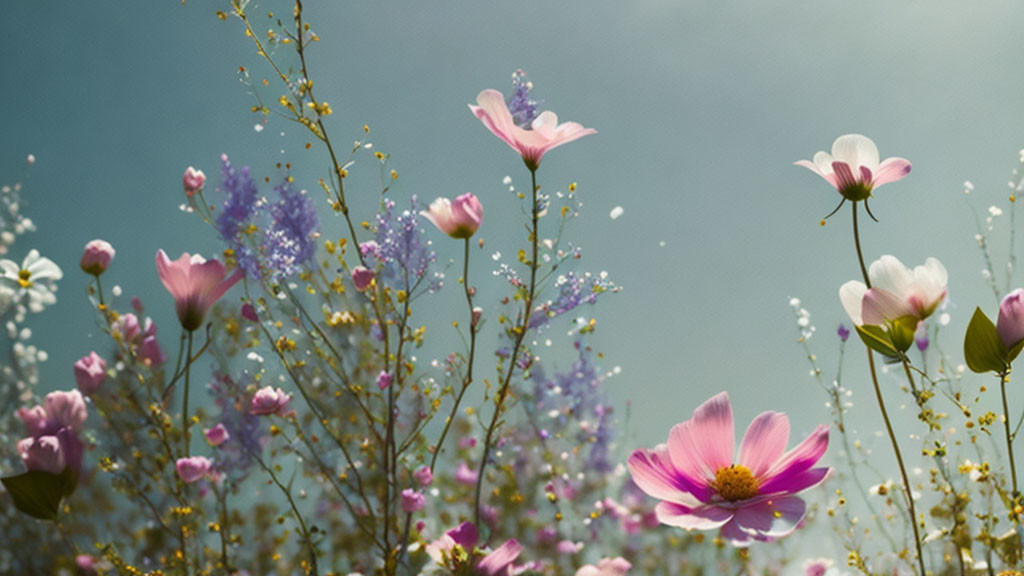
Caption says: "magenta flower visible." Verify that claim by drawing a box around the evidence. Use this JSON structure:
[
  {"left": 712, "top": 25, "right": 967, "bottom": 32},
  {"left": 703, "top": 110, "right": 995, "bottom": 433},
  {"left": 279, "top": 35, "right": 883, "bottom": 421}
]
[
  {"left": 251, "top": 386, "right": 292, "bottom": 416},
  {"left": 17, "top": 435, "right": 65, "bottom": 474},
  {"left": 401, "top": 488, "right": 425, "bottom": 512},
  {"left": 80, "top": 240, "right": 115, "bottom": 276},
  {"left": 627, "top": 392, "right": 830, "bottom": 546},
  {"left": 575, "top": 557, "right": 633, "bottom": 576},
  {"left": 183, "top": 166, "right": 206, "bottom": 197},
  {"left": 204, "top": 423, "right": 230, "bottom": 447},
  {"left": 376, "top": 371, "right": 393, "bottom": 391},
  {"left": 998, "top": 288, "right": 1024, "bottom": 349},
  {"left": 421, "top": 193, "right": 484, "bottom": 239},
  {"left": 795, "top": 134, "right": 911, "bottom": 202},
  {"left": 73, "top": 351, "right": 107, "bottom": 395},
  {"left": 470, "top": 89, "right": 596, "bottom": 171},
  {"left": 455, "top": 460, "right": 478, "bottom": 485},
  {"left": 156, "top": 250, "right": 243, "bottom": 332},
  {"left": 16, "top": 405, "right": 50, "bottom": 437},
  {"left": 176, "top": 456, "right": 213, "bottom": 483},
  {"left": 413, "top": 465, "right": 433, "bottom": 486},
  {"left": 351, "top": 266, "right": 375, "bottom": 292}
]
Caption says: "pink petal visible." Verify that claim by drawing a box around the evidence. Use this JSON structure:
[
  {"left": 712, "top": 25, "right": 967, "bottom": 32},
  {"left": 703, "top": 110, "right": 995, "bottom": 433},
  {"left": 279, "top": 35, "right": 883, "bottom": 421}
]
[
  {"left": 668, "top": 392, "right": 734, "bottom": 476},
  {"left": 732, "top": 495, "right": 806, "bottom": 539},
  {"left": 872, "top": 157, "right": 912, "bottom": 187},
  {"left": 831, "top": 161, "right": 857, "bottom": 191},
  {"left": 795, "top": 159, "right": 839, "bottom": 189},
  {"left": 155, "top": 250, "right": 189, "bottom": 301},
  {"left": 627, "top": 447, "right": 708, "bottom": 505},
  {"left": 861, "top": 288, "right": 913, "bottom": 326},
  {"left": 757, "top": 466, "right": 831, "bottom": 496},
  {"left": 654, "top": 501, "right": 733, "bottom": 530},
  {"left": 738, "top": 411, "right": 790, "bottom": 478},
  {"left": 719, "top": 518, "right": 754, "bottom": 547},
  {"left": 470, "top": 89, "right": 521, "bottom": 153},
  {"left": 858, "top": 165, "right": 873, "bottom": 184},
  {"left": 763, "top": 424, "right": 829, "bottom": 482},
  {"left": 476, "top": 539, "right": 522, "bottom": 576}
]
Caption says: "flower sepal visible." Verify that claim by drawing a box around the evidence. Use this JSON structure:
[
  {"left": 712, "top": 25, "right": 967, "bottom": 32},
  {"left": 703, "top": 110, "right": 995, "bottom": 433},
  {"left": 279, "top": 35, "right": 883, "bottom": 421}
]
[
  {"left": 0, "top": 467, "right": 76, "bottom": 521},
  {"left": 965, "top": 307, "right": 1018, "bottom": 374},
  {"left": 854, "top": 324, "right": 901, "bottom": 360},
  {"left": 887, "top": 315, "right": 920, "bottom": 354}
]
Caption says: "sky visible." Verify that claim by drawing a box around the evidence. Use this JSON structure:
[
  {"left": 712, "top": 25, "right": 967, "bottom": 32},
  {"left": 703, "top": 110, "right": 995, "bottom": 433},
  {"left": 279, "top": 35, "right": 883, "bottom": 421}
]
[{"left": 2, "top": 1, "right": 1024, "bottom": 496}]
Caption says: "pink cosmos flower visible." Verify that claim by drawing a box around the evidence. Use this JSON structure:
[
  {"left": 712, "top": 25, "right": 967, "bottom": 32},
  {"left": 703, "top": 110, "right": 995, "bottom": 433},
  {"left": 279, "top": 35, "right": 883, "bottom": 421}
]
[
  {"left": 80, "top": 240, "right": 115, "bottom": 276},
  {"left": 183, "top": 166, "right": 206, "bottom": 197},
  {"left": 73, "top": 351, "right": 107, "bottom": 395},
  {"left": 204, "top": 423, "right": 230, "bottom": 447},
  {"left": 839, "top": 255, "right": 948, "bottom": 327},
  {"left": 251, "top": 386, "right": 292, "bottom": 416},
  {"left": 627, "top": 392, "right": 830, "bottom": 547},
  {"left": 795, "top": 134, "right": 911, "bottom": 202},
  {"left": 998, "top": 288, "right": 1024, "bottom": 349},
  {"left": 470, "top": 89, "right": 596, "bottom": 171},
  {"left": 576, "top": 557, "right": 633, "bottom": 576},
  {"left": 421, "top": 193, "right": 484, "bottom": 239},
  {"left": 156, "top": 250, "right": 243, "bottom": 332},
  {"left": 176, "top": 456, "right": 213, "bottom": 483}
]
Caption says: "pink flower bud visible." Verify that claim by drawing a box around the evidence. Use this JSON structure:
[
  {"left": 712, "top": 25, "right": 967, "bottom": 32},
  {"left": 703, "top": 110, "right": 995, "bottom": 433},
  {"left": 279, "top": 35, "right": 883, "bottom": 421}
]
[
  {"left": 421, "top": 193, "right": 484, "bottom": 239},
  {"left": 18, "top": 435, "right": 65, "bottom": 474},
  {"left": 183, "top": 166, "right": 206, "bottom": 197},
  {"left": 131, "top": 296, "right": 144, "bottom": 313},
  {"left": 413, "top": 465, "right": 433, "bottom": 486},
  {"left": 176, "top": 456, "right": 213, "bottom": 483},
  {"left": 204, "top": 423, "right": 230, "bottom": 447},
  {"left": 17, "top": 405, "right": 51, "bottom": 437},
  {"left": 472, "top": 307, "right": 483, "bottom": 329},
  {"left": 80, "top": 240, "right": 115, "bottom": 276},
  {"left": 557, "top": 540, "right": 581, "bottom": 555},
  {"left": 359, "top": 241, "right": 379, "bottom": 257},
  {"left": 401, "top": 488, "right": 425, "bottom": 512},
  {"left": 376, "top": 371, "right": 392, "bottom": 390},
  {"left": 352, "top": 266, "right": 375, "bottom": 292},
  {"left": 455, "top": 461, "right": 478, "bottom": 485},
  {"left": 73, "top": 351, "right": 107, "bottom": 395},
  {"left": 141, "top": 335, "right": 167, "bottom": 366},
  {"left": 241, "top": 302, "right": 259, "bottom": 322},
  {"left": 251, "top": 386, "right": 292, "bottom": 416},
  {"left": 44, "top": 390, "right": 87, "bottom": 431},
  {"left": 999, "top": 288, "right": 1024, "bottom": 349},
  {"left": 115, "top": 313, "right": 141, "bottom": 343}
]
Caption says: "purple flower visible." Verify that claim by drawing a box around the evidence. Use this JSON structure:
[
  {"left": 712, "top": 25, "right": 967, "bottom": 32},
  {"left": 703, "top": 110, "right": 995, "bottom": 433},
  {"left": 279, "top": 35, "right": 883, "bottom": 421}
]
[
  {"left": 241, "top": 302, "right": 259, "bottom": 322},
  {"left": 215, "top": 155, "right": 261, "bottom": 277},
  {"left": 369, "top": 196, "right": 438, "bottom": 293},
  {"left": 263, "top": 178, "right": 320, "bottom": 280},
  {"left": 507, "top": 69, "right": 542, "bottom": 128},
  {"left": 915, "top": 321, "right": 929, "bottom": 352},
  {"left": 529, "top": 271, "right": 617, "bottom": 331},
  {"left": 455, "top": 460, "right": 478, "bottom": 485},
  {"left": 837, "top": 323, "right": 850, "bottom": 342},
  {"left": 376, "top": 371, "right": 393, "bottom": 390}
]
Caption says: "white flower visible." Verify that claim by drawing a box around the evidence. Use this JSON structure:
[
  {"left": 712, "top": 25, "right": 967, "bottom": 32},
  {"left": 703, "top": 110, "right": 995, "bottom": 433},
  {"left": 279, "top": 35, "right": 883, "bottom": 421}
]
[
  {"left": 839, "top": 255, "right": 947, "bottom": 326},
  {"left": 0, "top": 249, "right": 63, "bottom": 312}
]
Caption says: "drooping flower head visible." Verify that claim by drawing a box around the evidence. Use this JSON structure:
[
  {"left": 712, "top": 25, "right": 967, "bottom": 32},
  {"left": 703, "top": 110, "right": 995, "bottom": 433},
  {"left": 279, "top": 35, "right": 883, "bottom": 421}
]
[
  {"left": 839, "top": 255, "right": 948, "bottom": 329},
  {"left": 795, "top": 134, "right": 911, "bottom": 202},
  {"left": 156, "top": 250, "right": 243, "bottom": 332},
  {"left": 470, "top": 75, "right": 596, "bottom": 171},
  {"left": 80, "top": 240, "right": 115, "bottom": 276},
  {"left": 627, "top": 392, "right": 831, "bottom": 546},
  {"left": 421, "top": 193, "right": 484, "bottom": 239}
]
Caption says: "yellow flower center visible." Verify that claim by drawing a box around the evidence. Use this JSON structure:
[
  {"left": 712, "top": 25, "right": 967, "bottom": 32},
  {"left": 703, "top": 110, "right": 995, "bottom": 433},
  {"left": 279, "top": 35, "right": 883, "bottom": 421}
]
[
  {"left": 17, "top": 269, "right": 32, "bottom": 288},
  {"left": 713, "top": 465, "right": 759, "bottom": 502}
]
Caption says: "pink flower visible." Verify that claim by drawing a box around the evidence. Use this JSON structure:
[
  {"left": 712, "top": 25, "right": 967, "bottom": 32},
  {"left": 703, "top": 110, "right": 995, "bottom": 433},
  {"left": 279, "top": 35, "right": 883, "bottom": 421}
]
[
  {"left": 377, "top": 371, "right": 393, "bottom": 390},
  {"left": 156, "top": 250, "right": 243, "bottom": 332},
  {"left": 80, "top": 240, "right": 115, "bottom": 276},
  {"left": 413, "top": 465, "right": 434, "bottom": 486},
  {"left": 627, "top": 392, "right": 830, "bottom": 547},
  {"left": 576, "top": 557, "right": 633, "bottom": 576},
  {"left": 352, "top": 266, "right": 375, "bottom": 292},
  {"left": 802, "top": 558, "right": 835, "bottom": 576},
  {"left": 839, "top": 255, "right": 948, "bottom": 327},
  {"left": 17, "top": 405, "right": 51, "bottom": 437},
  {"left": 475, "top": 539, "right": 523, "bottom": 576},
  {"left": 44, "top": 390, "right": 87, "bottom": 432},
  {"left": 470, "top": 89, "right": 596, "bottom": 171},
  {"left": 795, "top": 134, "right": 911, "bottom": 202},
  {"left": 73, "top": 351, "right": 107, "bottom": 395},
  {"left": 421, "top": 193, "right": 484, "bottom": 239},
  {"left": 251, "top": 386, "right": 292, "bottom": 416},
  {"left": 401, "top": 488, "right": 425, "bottom": 512},
  {"left": 241, "top": 302, "right": 259, "bottom": 322},
  {"left": 204, "top": 423, "right": 230, "bottom": 447},
  {"left": 115, "top": 313, "right": 141, "bottom": 342},
  {"left": 176, "top": 456, "right": 213, "bottom": 483},
  {"left": 183, "top": 166, "right": 206, "bottom": 197},
  {"left": 18, "top": 435, "right": 65, "bottom": 474},
  {"left": 455, "top": 460, "right": 478, "bottom": 485},
  {"left": 998, "top": 288, "right": 1024, "bottom": 349}
]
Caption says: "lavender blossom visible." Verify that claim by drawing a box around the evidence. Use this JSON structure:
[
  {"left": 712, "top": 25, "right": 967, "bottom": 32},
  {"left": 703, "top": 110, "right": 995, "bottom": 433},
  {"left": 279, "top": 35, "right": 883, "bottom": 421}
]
[
  {"left": 263, "top": 178, "right": 319, "bottom": 280},
  {"left": 507, "top": 69, "right": 542, "bottom": 128},
  {"left": 215, "top": 155, "right": 261, "bottom": 277},
  {"left": 369, "top": 196, "right": 438, "bottom": 293},
  {"left": 529, "top": 271, "right": 618, "bottom": 331}
]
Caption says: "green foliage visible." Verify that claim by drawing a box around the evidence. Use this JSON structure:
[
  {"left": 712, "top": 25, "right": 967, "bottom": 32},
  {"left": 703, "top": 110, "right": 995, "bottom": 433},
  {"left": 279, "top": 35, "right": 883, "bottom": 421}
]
[
  {"left": 964, "top": 307, "right": 1009, "bottom": 374},
  {"left": 0, "top": 469, "right": 73, "bottom": 521}
]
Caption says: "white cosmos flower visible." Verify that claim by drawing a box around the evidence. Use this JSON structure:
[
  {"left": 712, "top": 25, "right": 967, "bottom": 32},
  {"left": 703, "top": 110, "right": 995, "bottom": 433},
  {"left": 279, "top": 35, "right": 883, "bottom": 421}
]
[
  {"left": 839, "top": 255, "right": 947, "bottom": 326},
  {"left": 795, "top": 134, "right": 911, "bottom": 202},
  {"left": 0, "top": 249, "right": 63, "bottom": 312}
]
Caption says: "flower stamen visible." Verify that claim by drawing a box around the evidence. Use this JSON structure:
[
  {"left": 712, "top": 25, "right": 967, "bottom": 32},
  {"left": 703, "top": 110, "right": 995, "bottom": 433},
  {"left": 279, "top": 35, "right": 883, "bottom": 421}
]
[{"left": 713, "top": 464, "right": 759, "bottom": 502}]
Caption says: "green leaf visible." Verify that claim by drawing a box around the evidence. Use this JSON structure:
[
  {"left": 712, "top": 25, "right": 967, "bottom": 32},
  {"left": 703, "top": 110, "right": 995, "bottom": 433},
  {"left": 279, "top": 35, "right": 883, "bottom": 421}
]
[
  {"left": 889, "top": 315, "right": 919, "bottom": 353},
  {"left": 1, "top": 470, "right": 68, "bottom": 521},
  {"left": 1009, "top": 338, "right": 1024, "bottom": 365},
  {"left": 855, "top": 325, "right": 900, "bottom": 359},
  {"left": 964, "top": 307, "right": 1008, "bottom": 374}
]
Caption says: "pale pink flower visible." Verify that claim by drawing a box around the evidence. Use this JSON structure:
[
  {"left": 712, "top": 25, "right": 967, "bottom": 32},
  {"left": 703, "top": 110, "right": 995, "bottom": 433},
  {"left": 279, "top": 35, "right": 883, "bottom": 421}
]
[
  {"left": 183, "top": 166, "right": 206, "bottom": 197},
  {"left": 80, "top": 240, "right": 115, "bottom": 276},
  {"left": 802, "top": 558, "right": 835, "bottom": 576},
  {"left": 176, "top": 456, "right": 213, "bottom": 483},
  {"left": 475, "top": 539, "right": 523, "bottom": 576},
  {"left": 839, "top": 255, "right": 948, "bottom": 327},
  {"left": 998, "top": 288, "right": 1024, "bottom": 349},
  {"left": 422, "top": 193, "right": 484, "bottom": 239},
  {"left": 251, "top": 386, "right": 292, "bottom": 416},
  {"left": 470, "top": 89, "right": 596, "bottom": 171},
  {"left": 73, "top": 351, "right": 107, "bottom": 395},
  {"left": 627, "top": 392, "right": 830, "bottom": 547},
  {"left": 44, "top": 390, "right": 87, "bottom": 432},
  {"left": 455, "top": 460, "right": 478, "bottom": 485},
  {"left": 413, "top": 465, "right": 434, "bottom": 486},
  {"left": 18, "top": 435, "right": 65, "bottom": 474},
  {"left": 401, "top": 488, "right": 425, "bottom": 512},
  {"left": 795, "top": 134, "right": 911, "bottom": 201},
  {"left": 156, "top": 250, "right": 243, "bottom": 331},
  {"left": 576, "top": 557, "right": 633, "bottom": 576},
  {"left": 114, "top": 313, "right": 141, "bottom": 342},
  {"left": 204, "top": 423, "right": 230, "bottom": 447},
  {"left": 17, "top": 405, "right": 51, "bottom": 437}
]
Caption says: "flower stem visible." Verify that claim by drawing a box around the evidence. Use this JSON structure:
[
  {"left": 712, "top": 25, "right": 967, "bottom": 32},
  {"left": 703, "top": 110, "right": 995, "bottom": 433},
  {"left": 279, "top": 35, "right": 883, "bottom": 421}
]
[
  {"left": 94, "top": 274, "right": 105, "bottom": 308},
  {"left": 852, "top": 202, "right": 870, "bottom": 286},
  {"left": 1000, "top": 371, "right": 1020, "bottom": 499},
  {"left": 182, "top": 330, "right": 194, "bottom": 458}
]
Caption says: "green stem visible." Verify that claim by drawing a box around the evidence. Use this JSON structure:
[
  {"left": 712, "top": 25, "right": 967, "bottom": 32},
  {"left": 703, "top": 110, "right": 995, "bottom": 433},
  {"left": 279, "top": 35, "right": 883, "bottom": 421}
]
[
  {"left": 94, "top": 275, "right": 105, "bottom": 308},
  {"left": 182, "top": 330, "right": 194, "bottom": 457},
  {"left": 1000, "top": 371, "right": 1020, "bottom": 498}
]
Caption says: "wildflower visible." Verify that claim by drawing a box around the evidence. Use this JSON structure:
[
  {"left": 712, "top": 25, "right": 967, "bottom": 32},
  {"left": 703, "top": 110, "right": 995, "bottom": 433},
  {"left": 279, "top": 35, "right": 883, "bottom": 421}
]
[
  {"left": 16, "top": 405, "right": 50, "bottom": 437},
  {"left": 0, "top": 249, "right": 63, "bottom": 312},
  {"left": 204, "top": 423, "right": 230, "bottom": 447},
  {"left": 470, "top": 85, "right": 596, "bottom": 171},
  {"left": 369, "top": 197, "right": 438, "bottom": 292},
  {"left": 401, "top": 488, "right": 425, "bottom": 512},
  {"left": 998, "top": 288, "right": 1024, "bottom": 349},
  {"left": 627, "top": 392, "right": 830, "bottom": 546},
  {"left": 241, "top": 302, "right": 259, "bottom": 322},
  {"left": 576, "top": 557, "right": 632, "bottom": 576},
  {"left": 251, "top": 386, "right": 292, "bottom": 416},
  {"left": 80, "top": 240, "right": 115, "bottom": 276},
  {"left": 44, "top": 390, "right": 88, "bottom": 432},
  {"left": 837, "top": 323, "right": 850, "bottom": 342},
  {"left": 915, "top": 321, "right": 929, "bottom": 352},
  {"left": 156, "top": 250, "right": 243, "bottom": 332},
  {"left": 476, "top": 539, "right": 523, "bottom": 576},
  {"left": 376, "top": 371, "right": 392, "bottom": 390},
  {"left": 73, "top": 351, "right": 107, "bottom": 395},
  {"left": 802, "top": 558, "right": 835, "bottom": 576},
  {"left": 421, "top": 193, "right": 484, "bottom": 239},
  {"left": 17, "top": 435, "right": 65, "bottom": 474},
  {"left": 839, "top": 255, "right": 948, "bottom": 327},
  {"left": 795, "top": 134, "right": 911, "bottom": 202},
  {"left": 183, "top": 166, "right": 206, "bottom": 197},
  {"left": 414, "top": 465, "right": 433, "bottom": 486},
  {"left": 215, "top": 155, "right": 261, "bottom": 276},
  {"left": 140, "top": 327, "right": 167, "bottom": 366},
  {"left": 114, "top": 313, "right": 141, "bottom": 342},
  {"left": 263, "top": 178, "right": 319, "bottom": 279},
  {"left": 176, "top": 456, "right": 213, "bottom": 483},
  {"left": 507, "top": 69, "right": 542, "bottom": 127},
  {"left": 352, "top": 266, "right": 375, "bottom": 292},
  {"left": 455, "top": 460, "right": 478, "bottom": 485}
]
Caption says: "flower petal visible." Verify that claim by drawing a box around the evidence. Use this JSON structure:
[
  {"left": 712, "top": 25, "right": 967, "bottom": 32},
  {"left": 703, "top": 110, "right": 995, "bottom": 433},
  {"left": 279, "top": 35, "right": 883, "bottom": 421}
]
[
  {"left": 757, "top": 466, "right": 831, "bottom": 495},
  {"left": 668, "top": 392, "right": 734, "bottom": 478},
  {"left": 470, "top": 89, "right": 521, "bottom": 153},
  {"left": 654, "top": 501, "right": 733, "bottom": 531},
  {"left": 762, "top": 424, "right": 829, "bottom": 484},
  {"left": 628, "top": 446, "right": 708, "bottom": 505},
  {"left": 872, "top": 157, "right": 912, "bottom": 187},
  {"left": 738, "top": 411, "right": 790, "bottom": 479},
  {"left": 861, "top": 287, "right": 914, "bottom": 326},
  {"left": 868, "top": 255, "right": 912, "bottom": 295},
  {"left": 830, "top": 134, "right": 879, "bottom": 172},
  {"left": 839, "top": 281, "right": 867, "bottom": 326},
  {"left": 732, "top": 495, "right": 806, "bottom": 539}
]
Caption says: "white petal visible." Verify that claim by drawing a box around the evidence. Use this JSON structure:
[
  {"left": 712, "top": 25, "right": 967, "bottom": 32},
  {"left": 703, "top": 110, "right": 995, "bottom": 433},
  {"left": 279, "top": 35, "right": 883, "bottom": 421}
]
[
  {"left": 831, "top": 134, "right": 880, "bottom": 172},
  {"left": 839, "top": 281, "right": 867, "bottom": 325},
  {"left": 868, "top": 255, "right": 912, "bottom": 297},
  {"left": 27, "top": 256, "right": 62, "bottom": 281},
  {"left": 812, "top": 151, "right": 834, "bottom": 175}
]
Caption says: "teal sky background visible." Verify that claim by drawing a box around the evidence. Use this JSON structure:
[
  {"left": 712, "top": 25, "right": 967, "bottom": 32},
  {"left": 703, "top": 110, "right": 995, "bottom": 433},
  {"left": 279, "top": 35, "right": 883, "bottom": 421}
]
[{"left": 2, "top": 1, "right": 1024, "bottom": 508}]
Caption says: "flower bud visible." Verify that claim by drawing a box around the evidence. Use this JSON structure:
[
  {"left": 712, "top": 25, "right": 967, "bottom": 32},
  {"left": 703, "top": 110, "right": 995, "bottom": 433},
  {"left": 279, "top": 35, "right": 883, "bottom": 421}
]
[
  {"left": 73, "top": 351, "right": 107, "bottom": 395},
  {"left": 176, "top": 456, "right": 213, "bottom": 483},
  {"left": 183, "top": 166, "right": 206, "bottom": 197},
  {"left": 352, "top": 266, "right": 375, "bottom": 292},
  {"left": 421, "top": 193, "right": 484, "bottom": 239},
  {"left": 413, "top": 465, "right": 433, "bottom": 487},
  {"left": 999, "top": 288, "right": 1024, "bottom": 349},
  {"left": 18, "top": 435, "right": 65, "bottom": 474},
  {"left": 401, "top": 488, "right": 425, "bottom": 512},
  {"left": 251, "top": 386, "right": 292, "bottom": 416},
  {"left": 17, "top": 405, "right": 51, "bottom": 437},
  {"left": 80, "top": 240, "right": 115, "bottom": 276},
  {"left": 44, "top": 390, "right": 87, "bottom": 431},
  {"left": 204, "top": 423, "right": 230, "bottom": 447},
  {"left": 376, "top": 371, "right": 392, "bottom": 390}
]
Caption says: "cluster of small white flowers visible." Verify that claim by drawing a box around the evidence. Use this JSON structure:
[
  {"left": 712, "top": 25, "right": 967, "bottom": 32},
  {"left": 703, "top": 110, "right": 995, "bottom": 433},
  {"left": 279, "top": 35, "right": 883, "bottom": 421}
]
[
  {"left": 789, "top": 297, "right": 816, "bottom": 340},
  {"left": 0, "top": 158, "right": 37, "bottom": 257}
]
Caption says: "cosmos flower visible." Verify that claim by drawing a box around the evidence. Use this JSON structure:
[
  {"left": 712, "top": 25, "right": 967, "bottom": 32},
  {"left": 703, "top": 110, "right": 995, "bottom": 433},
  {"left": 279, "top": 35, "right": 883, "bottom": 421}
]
[
  {"left": 0, "top": 249, "right": 63, "bottom": 312},
  {"left": 421, "top": 194, "right": 484, "bottom": 239},
  {"left": 627, "top": 392, "right": 830, "bottom": 546},
  {"left": 156, "top": 250, "right": 243, "bottom": 332},
  {"left": 839, "top": 255, "right": 948, "bottom": 327},
  {"left": 795, "top": 134, "right": 911, "bottom": 202}
]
